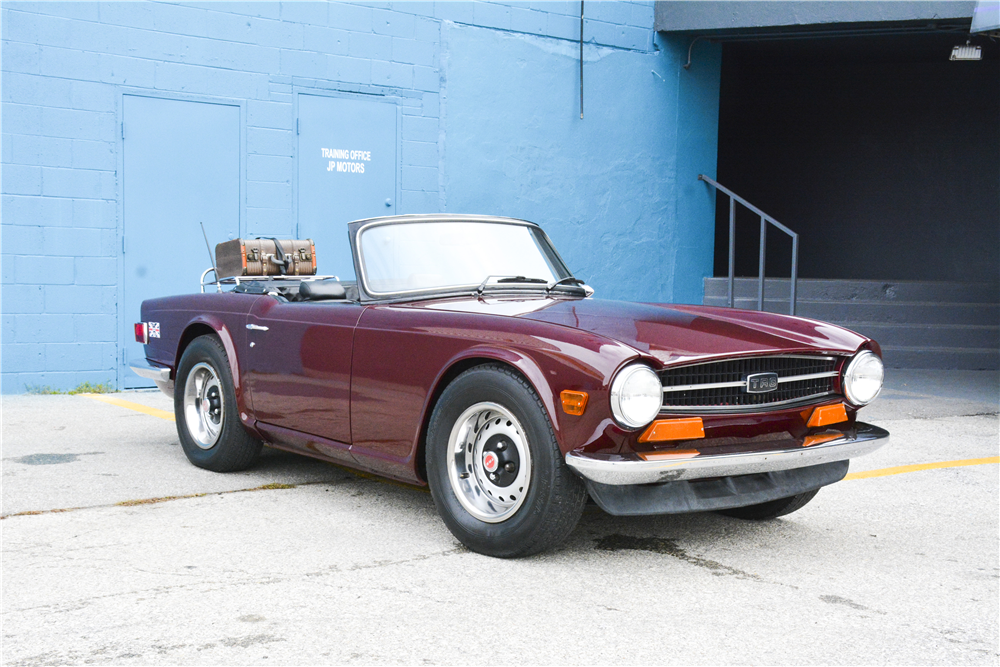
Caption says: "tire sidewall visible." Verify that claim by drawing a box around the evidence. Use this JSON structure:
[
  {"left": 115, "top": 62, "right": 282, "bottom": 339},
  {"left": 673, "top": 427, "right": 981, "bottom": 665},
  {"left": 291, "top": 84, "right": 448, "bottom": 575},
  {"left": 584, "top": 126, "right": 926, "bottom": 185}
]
[
  {"left": 426, "top": 366, "right": 573, "bottom": 556},
  {"left": 174, "top": 335, "right": 244, "bottom": 469}
]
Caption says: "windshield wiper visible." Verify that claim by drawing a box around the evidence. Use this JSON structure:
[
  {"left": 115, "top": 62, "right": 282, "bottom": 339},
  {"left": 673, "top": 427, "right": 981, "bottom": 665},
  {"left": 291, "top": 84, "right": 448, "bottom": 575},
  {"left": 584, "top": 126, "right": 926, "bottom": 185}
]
[
  {"left": 476, "top": 275, "right": 549, "bottom": 294},
  {"left": 546, "top": 276, "right": 586, "bottom": 293},
  {"left": 497, "top": 276, "right": 548, "bottom": 284}
]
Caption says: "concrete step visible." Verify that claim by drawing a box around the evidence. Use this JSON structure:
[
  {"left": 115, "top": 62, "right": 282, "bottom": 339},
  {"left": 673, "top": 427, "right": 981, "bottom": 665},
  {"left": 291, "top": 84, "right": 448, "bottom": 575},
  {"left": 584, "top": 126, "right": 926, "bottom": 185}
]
[
  {"left": 880, "top": 346, "right": 1000, "bottom": 371},
  {"left": 703, "top": 296, "right": 999, "bottom": 326},
  {"left": 845, "top": 323, "right": 1000, "bottom": 350},
  {"left": 702, "top": 278, "right": 999, "bottom": 370},
  {"left": 704, "top": 278, "right": 1000, "bottom": 304}
]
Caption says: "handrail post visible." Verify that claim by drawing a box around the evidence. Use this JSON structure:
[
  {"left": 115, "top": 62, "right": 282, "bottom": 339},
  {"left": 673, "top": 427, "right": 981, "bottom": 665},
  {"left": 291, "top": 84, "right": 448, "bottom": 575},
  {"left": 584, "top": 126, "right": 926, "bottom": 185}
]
[
  {"left": 790, "top": 234, "right": 799, "bottom": 316},
  {"left": 727, "top": 197, "right": 735, "bottom": 308},
  {"left": 757, "top": 215, "right": 766, "bottom": 311},
  {"left": 699, "top": 174, "right": 798, "bottom": 317}
]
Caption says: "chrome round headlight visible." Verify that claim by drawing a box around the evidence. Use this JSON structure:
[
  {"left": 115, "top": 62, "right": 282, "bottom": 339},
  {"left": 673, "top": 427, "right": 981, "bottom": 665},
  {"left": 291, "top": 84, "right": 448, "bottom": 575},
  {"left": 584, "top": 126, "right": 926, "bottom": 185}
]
[
  {"left": 610, "top": 364, "right": 662, "bottom": 429},
  {"left": 843, "top": 350, "right": 884, "bottom": 406}
]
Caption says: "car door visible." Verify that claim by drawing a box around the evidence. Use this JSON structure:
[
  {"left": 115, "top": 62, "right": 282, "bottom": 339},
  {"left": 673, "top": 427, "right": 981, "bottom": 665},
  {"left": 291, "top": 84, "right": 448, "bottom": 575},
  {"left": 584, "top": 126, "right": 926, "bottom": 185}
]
[{"left": 244, "top": 296, "right": 364, "bottom": 461}]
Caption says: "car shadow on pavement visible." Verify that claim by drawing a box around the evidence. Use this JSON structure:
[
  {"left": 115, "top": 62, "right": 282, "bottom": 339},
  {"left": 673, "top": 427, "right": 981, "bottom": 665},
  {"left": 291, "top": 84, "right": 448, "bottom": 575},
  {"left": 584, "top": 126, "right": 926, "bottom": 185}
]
[{"left": 291, "top": 457, "right": 826, "bottom": 564}]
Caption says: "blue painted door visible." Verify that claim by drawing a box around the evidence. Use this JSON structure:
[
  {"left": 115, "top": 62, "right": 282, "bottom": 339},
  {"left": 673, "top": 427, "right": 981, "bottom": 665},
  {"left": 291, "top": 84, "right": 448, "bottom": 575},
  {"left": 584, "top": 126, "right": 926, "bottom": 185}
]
[
  {"left": 122, "top": 95, "right": 240, "bottom": 388},
  {"left": 297, "top": 95, "right": 397, "bottom": 279}
]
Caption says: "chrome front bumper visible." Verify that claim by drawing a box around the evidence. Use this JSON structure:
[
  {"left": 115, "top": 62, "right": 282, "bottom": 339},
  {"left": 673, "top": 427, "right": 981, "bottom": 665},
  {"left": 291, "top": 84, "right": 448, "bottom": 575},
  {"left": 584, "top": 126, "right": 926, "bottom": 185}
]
[
  {"left": 130, "top": 364, "right": 174, "bottom": 398},
  {"left": 565, "top": 422, "right": 889, "bottom": 486}
]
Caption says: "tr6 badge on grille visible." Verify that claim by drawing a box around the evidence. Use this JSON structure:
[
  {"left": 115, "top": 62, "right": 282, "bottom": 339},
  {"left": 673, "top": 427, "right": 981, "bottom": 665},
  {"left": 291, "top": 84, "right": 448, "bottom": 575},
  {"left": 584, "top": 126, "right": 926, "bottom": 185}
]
[{"left": 746, "top": 372, "right": 779, "bottom": 393}]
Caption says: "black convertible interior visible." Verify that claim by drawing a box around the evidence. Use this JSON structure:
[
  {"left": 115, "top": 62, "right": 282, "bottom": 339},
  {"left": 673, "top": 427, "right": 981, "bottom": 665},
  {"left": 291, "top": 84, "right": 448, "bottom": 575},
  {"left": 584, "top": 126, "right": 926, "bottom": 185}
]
[{"left": 234, "top": 278, "right": 360, "bottom": 303}]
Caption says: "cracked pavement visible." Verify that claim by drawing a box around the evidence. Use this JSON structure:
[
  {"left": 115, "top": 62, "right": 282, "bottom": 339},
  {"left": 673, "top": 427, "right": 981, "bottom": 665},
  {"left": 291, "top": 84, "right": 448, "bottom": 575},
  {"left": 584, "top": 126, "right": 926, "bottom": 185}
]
[{"left": 2, "top": 370, "right": 998, "bottom": 665}]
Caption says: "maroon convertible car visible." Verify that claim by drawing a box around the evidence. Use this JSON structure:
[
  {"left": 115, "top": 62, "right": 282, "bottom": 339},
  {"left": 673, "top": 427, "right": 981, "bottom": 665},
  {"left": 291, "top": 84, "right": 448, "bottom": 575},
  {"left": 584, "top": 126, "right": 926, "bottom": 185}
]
[{"left": 132, "top": 214, "right": 889, "bottom": 557}]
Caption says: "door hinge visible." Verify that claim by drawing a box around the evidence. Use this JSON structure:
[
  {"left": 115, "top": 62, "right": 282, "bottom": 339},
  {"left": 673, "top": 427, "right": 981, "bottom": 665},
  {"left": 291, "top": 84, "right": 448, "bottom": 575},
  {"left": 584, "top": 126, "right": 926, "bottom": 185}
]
[
  {"left": 296, "top": 118, "right": 300, "bottom": 135},
  {"left": 122, "top": 235, "right": 126, "bottom": 254},
  {"left": 121, "top": 122, "right": 125, "bottom": 140},
  {"left": 122, "top": 348, "right": 127, "bottom": 366}
]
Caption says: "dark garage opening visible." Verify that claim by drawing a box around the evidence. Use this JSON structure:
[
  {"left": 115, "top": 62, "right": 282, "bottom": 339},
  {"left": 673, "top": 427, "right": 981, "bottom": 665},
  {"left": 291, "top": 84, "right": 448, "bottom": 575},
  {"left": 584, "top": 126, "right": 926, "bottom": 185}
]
[{"left": 713, "top": 31, "right": 1000, "bottom": 283}]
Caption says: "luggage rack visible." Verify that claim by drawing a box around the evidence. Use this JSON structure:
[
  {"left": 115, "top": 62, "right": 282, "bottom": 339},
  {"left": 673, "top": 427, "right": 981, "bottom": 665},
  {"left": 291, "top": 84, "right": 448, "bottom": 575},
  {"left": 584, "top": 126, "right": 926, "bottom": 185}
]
[{"left": 200, "top": 268, "right": 339, "bottom": 294}]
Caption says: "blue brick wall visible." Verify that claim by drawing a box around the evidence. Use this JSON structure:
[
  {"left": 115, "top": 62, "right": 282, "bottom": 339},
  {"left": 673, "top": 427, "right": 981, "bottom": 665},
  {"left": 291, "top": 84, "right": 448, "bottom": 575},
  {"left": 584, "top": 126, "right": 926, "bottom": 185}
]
[{"left": 2, "top": 1, "right": 720, "bottom": 393}]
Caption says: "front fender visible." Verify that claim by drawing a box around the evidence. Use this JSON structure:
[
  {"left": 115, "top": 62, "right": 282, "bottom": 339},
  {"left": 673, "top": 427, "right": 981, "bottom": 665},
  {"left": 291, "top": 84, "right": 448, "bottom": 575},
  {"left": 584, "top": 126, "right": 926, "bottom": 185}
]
[
  {"left": 424, "top": 345, "right": 562, "bottom": 444},
  {"left": 420, "top": 339, "right": 638, "bottom": 458}
]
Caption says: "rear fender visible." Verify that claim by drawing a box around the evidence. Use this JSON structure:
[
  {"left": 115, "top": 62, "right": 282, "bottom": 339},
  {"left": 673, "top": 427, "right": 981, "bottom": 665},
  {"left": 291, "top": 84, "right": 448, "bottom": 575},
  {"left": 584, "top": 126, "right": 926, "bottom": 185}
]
[{"left": 177, "top": 315, "right": 257, "bottom": 433}]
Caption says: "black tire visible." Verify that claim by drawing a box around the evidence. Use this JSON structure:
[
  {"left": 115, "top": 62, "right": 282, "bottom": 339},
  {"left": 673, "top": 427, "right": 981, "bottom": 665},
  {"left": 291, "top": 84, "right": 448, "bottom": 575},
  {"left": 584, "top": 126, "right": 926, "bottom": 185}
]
[
  {"left": 716, "top": 489, "right": 819, "bottom": 520},
  {"left": 174, "top": 335, "right": 262, "bottom": 472},
  {"left": 425, "top": 364, "right": 587, "bottom": 558}
]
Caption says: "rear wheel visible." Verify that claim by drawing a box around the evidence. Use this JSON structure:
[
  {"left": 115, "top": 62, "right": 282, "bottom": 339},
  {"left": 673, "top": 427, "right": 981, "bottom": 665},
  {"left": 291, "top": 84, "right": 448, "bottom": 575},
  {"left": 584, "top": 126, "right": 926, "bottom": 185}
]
[
  {"left": 716, "top": 489, "right": 819, "bottom": 520},
  {"left": 426, "top": 365, "right": 587, "bottom": 558},
  {"left": 174, "top": 335, "right": 262, "bottom": 472}
]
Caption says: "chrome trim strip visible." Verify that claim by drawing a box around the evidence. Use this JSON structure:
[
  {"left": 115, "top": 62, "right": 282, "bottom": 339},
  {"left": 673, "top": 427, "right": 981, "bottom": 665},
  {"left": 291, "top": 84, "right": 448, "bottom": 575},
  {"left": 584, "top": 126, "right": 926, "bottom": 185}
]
[
  {"left": 660, "top": 391, "right": 837, "bottom": 413},
  {"left": 565, "top": 422, "right": 889, "bottom": 486},
  {"left": 662, "top": 379, "right": 745, "bottom": 392},
  {"left": 778, "top": 370, "right": 839, "bottom": 383}
]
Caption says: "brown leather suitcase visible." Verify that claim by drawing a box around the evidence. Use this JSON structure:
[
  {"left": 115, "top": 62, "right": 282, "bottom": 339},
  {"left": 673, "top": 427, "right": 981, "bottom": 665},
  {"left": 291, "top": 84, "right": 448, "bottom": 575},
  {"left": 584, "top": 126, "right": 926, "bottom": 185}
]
[{"left": 215, "top": 238, "right": 316, "bottom": 278}]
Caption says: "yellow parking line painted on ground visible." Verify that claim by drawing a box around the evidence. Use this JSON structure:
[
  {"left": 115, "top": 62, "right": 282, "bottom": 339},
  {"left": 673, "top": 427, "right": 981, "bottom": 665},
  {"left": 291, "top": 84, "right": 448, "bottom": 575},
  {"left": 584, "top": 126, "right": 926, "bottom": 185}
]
[
  {"left": 82, "top": 394, "right": 175, "bottom": 422},
  {"left": 74, "top": 394, "right": 1000, "bottom": 482},
  {"left": 845, "top": 457, "right": 1000, "bottom": 480}
]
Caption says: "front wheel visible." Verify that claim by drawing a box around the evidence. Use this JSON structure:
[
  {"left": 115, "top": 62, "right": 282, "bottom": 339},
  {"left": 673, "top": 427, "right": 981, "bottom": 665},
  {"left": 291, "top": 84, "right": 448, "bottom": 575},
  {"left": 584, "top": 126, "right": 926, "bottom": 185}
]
[
  {"left": 426, "top": 365, "right": 587, "bottom": 558},
  {"left": 174, "top": 335, "right": 262, "bottom": 472},
  {"left": 716, "top": 489, "right": 819, "bottom": 520}
]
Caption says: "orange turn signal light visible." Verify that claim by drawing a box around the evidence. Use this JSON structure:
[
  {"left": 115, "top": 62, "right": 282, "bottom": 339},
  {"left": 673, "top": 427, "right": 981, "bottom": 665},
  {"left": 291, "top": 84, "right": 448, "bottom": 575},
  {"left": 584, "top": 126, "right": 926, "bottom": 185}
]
[
  {"left": 638, "top": 417, "right": 705, "bottom": 443},
  {"left": 803, "top": 432, "right": 843, "bottom": 448},
  {"left": 560, "top": 390, "right": 589, "bottom": 416},
  {"left": 807, "top": 403, "right": 848, "bottom": 428},
  {"left": 637, "top": 449, "right": 701, "bottom": 461}
]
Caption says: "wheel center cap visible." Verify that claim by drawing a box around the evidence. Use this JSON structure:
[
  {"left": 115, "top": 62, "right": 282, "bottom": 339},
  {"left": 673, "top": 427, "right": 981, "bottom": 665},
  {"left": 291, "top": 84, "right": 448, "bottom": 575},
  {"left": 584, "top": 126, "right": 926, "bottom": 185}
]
[
  {"left": 483, "top": 450, "right": 499, "bottom": 473},
  {"left": 202, "top": 398, "right": 211, "bottom": 413}
]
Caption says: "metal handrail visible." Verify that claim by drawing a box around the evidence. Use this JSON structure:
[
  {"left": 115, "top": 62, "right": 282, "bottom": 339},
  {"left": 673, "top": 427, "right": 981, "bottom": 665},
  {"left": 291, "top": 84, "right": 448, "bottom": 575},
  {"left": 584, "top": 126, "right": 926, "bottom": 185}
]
[{"left": 698, "top": 175, "right": 799, "bottom": 316}]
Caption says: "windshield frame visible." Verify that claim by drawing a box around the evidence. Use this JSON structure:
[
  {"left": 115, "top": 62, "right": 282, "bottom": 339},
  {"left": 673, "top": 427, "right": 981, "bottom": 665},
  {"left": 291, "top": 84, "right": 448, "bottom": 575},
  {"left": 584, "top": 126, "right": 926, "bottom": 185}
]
[{"left": 348, "top": 215, "right": 575, "bottom": 302}]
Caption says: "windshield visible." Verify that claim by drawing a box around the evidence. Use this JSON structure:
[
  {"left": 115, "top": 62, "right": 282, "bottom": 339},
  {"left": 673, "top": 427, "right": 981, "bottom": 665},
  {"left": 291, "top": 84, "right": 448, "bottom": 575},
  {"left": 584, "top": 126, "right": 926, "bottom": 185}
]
[{"left": 358, "top": 220, "right": 572, "bottom": 296}]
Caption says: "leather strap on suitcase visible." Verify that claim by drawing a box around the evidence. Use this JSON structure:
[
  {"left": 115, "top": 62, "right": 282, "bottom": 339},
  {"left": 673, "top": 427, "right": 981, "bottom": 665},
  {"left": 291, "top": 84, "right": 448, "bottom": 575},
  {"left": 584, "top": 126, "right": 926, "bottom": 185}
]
[{"left": 215, "top": 238, "right": 316, "bottom": 277}]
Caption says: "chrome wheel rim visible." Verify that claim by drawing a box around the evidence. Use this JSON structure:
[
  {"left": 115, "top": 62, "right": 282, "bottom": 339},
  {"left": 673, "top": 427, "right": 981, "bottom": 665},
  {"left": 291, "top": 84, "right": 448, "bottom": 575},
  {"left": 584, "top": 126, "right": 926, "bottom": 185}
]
[
  {"left": 447, "top": 402, "right": 532, "bottom": 523},
  {"left": 183, "top": 362, "right": 224, "bottom": 449}
]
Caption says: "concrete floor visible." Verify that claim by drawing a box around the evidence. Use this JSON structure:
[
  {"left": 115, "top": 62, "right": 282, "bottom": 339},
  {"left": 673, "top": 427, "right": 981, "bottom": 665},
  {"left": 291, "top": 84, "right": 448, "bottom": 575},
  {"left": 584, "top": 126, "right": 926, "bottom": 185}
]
[{"left": 1, "top": 370, "right": 998, "bottom": 665}]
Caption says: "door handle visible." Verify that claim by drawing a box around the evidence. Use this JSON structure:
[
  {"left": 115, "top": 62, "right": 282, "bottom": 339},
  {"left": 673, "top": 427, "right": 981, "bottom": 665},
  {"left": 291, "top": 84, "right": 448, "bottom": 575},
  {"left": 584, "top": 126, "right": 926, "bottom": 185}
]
[{"left": 246, "top": 324, "right": 269, "bottom": 331}]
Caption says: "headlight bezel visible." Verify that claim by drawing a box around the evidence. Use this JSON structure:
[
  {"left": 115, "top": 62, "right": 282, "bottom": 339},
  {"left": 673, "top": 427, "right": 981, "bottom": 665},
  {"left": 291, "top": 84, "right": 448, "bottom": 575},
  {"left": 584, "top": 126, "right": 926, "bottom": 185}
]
[
  {"left": 609, "top": 363, "right": 663, "bottom": 429},
  {"left": 842, "top": 350, "right": 884, "bottom": 407}
]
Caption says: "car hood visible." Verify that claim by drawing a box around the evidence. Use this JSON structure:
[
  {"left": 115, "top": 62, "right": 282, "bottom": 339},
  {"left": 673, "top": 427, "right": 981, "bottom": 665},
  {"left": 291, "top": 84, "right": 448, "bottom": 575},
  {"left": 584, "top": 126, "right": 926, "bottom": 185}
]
[{"left": 415, "top": 296, "right": 868, "bottom": 366}]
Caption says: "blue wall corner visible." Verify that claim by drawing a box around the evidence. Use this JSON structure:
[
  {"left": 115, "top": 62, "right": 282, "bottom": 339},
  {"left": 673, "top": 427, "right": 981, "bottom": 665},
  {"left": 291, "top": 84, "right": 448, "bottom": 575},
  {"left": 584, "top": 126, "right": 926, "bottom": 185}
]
[
  {"left": 441, "top": 23, "right": 720, "bottom": 304},
  {"left": 664, "top": 34, "right": 722, "bottom": 305}
]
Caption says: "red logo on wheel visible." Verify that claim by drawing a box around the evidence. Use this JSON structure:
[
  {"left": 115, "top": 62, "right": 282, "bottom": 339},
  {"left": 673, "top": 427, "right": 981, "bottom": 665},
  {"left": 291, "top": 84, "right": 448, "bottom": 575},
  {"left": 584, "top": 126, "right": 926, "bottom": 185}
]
[{"left": 483, "top": 451, "right": 499, "bottom": 472}]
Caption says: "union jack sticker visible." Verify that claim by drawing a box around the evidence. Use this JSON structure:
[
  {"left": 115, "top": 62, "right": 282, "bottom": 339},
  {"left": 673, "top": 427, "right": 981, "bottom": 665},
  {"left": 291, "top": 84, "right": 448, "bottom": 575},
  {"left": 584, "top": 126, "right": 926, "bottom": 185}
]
[{"left": 148, "top": 322, "right": 161, "bottom": 338}]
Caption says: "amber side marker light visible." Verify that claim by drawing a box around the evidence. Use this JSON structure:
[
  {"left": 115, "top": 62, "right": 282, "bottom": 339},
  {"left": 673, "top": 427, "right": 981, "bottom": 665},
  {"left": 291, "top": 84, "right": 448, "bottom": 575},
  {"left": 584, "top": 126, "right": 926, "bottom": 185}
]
[
  {"left": 560, "top": 390, "right": 589, "bottom": 415},
  {"left": 638, "top": 417, "right": 705, "bottom": 443},
  {"left": 807, "top": 403, "right": 848, "bottom": 428}
]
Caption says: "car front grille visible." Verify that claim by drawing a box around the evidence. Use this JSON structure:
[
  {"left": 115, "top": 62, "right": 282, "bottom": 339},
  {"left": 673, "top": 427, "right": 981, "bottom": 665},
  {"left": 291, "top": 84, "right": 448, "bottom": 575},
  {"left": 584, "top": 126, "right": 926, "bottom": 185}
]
[{"left": 658, "top": 355, "right": 841, "bottom": 412}]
